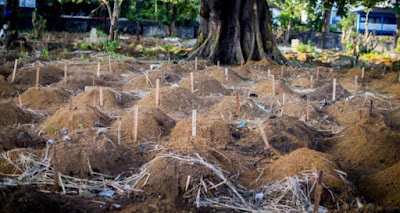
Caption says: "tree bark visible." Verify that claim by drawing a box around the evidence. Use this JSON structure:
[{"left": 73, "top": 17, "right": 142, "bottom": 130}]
[
  {"left": 285, "top": 18, "right": 292, "bottom": 45},
  {"left": 364, "top": 10, "right": 371, "bottom": 40},
  {"left": 395, "top": 13, "right": 400, "bottom": 48},
  {"left": 321, "top": 7, "right": 332, "bottom": 33},
  {"left": 5, "top": 0, "right": 19, "bottom": 48},
  {"left": 188, "top": 0, "right": 286, "bottom": 65}
]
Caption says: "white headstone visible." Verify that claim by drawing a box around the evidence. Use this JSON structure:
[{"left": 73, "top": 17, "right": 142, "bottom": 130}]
[
  {"left": 89, "top": 28, "right": 98, "bottom": 43},
  {"left": 291, "top": 39, "right": 300, "bottom": 49}
]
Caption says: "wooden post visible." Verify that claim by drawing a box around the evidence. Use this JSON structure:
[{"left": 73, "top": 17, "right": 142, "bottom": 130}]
[
  {"left": 241, "top": 59, "right": 244, "bottom": 67},
  {"left": 195, "top": 57, "right": 198, "bottom": 71},
  {"left": 359, "top": 109, "right": 363, "bottom": 122},
  {"left": 272, "top": 75, "right": 276, "bottom": 96},
  {"left": 257, "top": 119, "right": 270, "bottom": 149},
  {"left": 282, "top": 93, "right": 286, "bottom": 105},
  {"left": 310, "top": 75, "right": 314, "bottom": 89},
  {"left": 64, "top": 64, "right": 68, "bottom": 85},
  {"left": 267, "top": 69, "right": 271, "bottom": 78},
  {"left": 97, "top": 62, "right": 101, "bottom": 78},
  {"left": 99, "top": 87, "right": 104, "bottom": 109},
  {"left": 235, "top": 91, "right": 240, "bottom": 115},
  {"left": 35, "top": 67, "right": 40, "bottom": 90},
  {"left": 280, "top": 66, "right": 284, "bottom": 78},
  {"left": 132, "top": 105, "right": 139, "bottom": 143},
  {"left": 368, "top": 100, "right": 373, "bottom": 119},
  {"left": 108, "top": 55, "right": 112, "bottom": 73},
  {"left": 68, "top": 96, "right": 73, "bottom": 129},
  {"left": 11, "top": 59, "right": 17, "bottom": 83},
  {"left": 217, "top": 60, "right": 220, "bottom": 68},
  {"left": 313, "top": 170, "right": 323, "bottom": 213},
  {"left": 146, "top": 70, "right": 149, "bottom": 87},
  {"left": 117, "top": 117, "right": 122, "bottom": 145},
  {"left": 306, "top": 96, "right": 310, "bottom": 122},
  {"left": 52, "top": 144, "right": 60, "bottom": 193},
  {"left": 332, "top": 78, "right": 336, "bottom": 101},
  {"left": 383, "top": 66, "right": 386, "bottom": 76},
  {"left": 190, "top": 72, "right": 194, "bottom": 93},
  {"left": 355, "top": 75, "right": 358, "bottom": 91},
  {"left": 225, "top": 68, "right": 229, "bottom": 81},
  {"left": 155, "top": 79, "right": 160, "bottom": 106},
  {"left": 316, "top": 67, "right": 320, "bottom": 80},
  {"left": 192, "top": 110, "right": 197, "bottom": 137},
  {"left": 361, "top": 67, "right": 365, "bottom": 79}
]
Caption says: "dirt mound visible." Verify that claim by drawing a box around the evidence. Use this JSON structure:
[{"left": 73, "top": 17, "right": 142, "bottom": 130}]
[
  {"left": 18, "top": 88, "right": 69, "bottom": 113},
  {"left": 382, "top": 83, "right": 400, "bottom": 99},
  {"left": 181, "top": 59, "right": 212, "bottom": 71},
  {"left": 324, "top": 98, "right": 387, "bottom": 127},
  {"left": 73, "top": 87, "right": 127, "bottom": 113},
  {"left": 111, "top": 107, "right": 175, "bottom": 143},
  {"left": 54, "top": 130, "right": 143, "bottom": 178},
  {"left": 138, "top": 87, "right": 205, "bottom": 116},
  {"left": 308, "top": 81, "right": 351, "bottom": 102},
  {"left": 360, "top": 161, "right": 400, "bottom": 207},
  {"left": 0, "top": 75, "right": 18, "bottom": 97},
  {"left": 250, "top": 78, "right": 294, "bottom": 96},
  {"left": 0, "top": 125, "right": 41, "bottom": 151},
  {"left": 154, "top": 64, "right": 186, "bottom": 75},
  {"left": 169, "top": 116, "right": 232, "bottom": 149},
  {"left": 242, "top": 116, "right": 322, "bottom": 154},
  {"left": 205, "top": 68, "right": 245, "bottom": 85},
  {"left": 135, "top": 155, "right": 215, "bottom": 201},
  {"left": 329, "top": 124, "right": 400, "bottom": 173},
  {"left": 209, "top": 96, "right": 269, "bottom": 120},
  {"left": 179, "top": 73, "right": 232, "bottom": 96},
  {"left": 0, "top": 102, "right": 33, "bottom": 126},
  {"left": 57, "top": 72, "right": 108, "bottom": 91},
  {"left": 7, "top": 66, "right": 64, "bottom": 90},
  {"left": 262, "top": 148, "right": 344, "bottom": 188},
  {"left": 44, "top": 105, "right": 109, "bottom": 132},
  {"left": 124, "top": 70, "right": 182, "bottom": 91}
]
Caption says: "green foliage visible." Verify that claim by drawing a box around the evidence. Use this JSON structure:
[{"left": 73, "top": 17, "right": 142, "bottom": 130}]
[
  {"left": 45, "top": 125, "right": 58, "bottom": 134},
  {"left": 296, "top": 42, "right": 317, "bottom": 53}
]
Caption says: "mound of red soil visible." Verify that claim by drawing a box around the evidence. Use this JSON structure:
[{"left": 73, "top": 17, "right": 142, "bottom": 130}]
[
  {"left": 57, "top": 72, "right": 108, "bottom": 91},
  {"left": 0, "top": 75, "right": 18, "bottom": 97},
  {"left": 44, "top": 105, "right": 108, "bottom": 132},
  {"left": 250, "top": 78, "right": 294, "bottom": 96},
  {"left": 382, "top": 83, "right": 400, "bottom": 99},
  {"left": 308, "top": 81, "right": 351, "bottom": 102},
  {"left": 169, "top": 116, "right": 232, "bottom": 149},
  {"left": 18, "top": 88, "right": 69, "bottom": 113},
  {"left": 7, "top": 66, "right": 64, "bottom": 90},
  {"left": 181, "top": 59, "right": 212, "bottom": 71},
  {"left": 54, "top": 130, "right": 143, "bottom": 178},
  {"left": 179, "top": 73, "right": 232, "bottom": 96},
  {"left": 0, "top": 102, "right": 33, "bottom": 126},
  {"left": 123, "top": 70, "right": 182, "bottom": 91},
  {"left": 154, "top": 64, "right": 186, "bottom": 75},
  {"left": 73, "top": 87, "right": 127, "bottom": 113},
  {"left": 111, "top": 107, "right": 175, "bottom": 143},
  {"left": 209, "top": 96, "right": 269, "bottom": 120},
  {"left": 205, "top": 68, "right": 245, "bottom": 85},
  {"left": 242, "top": 116, "right": 322, "bottom": 154},
  {"left": 138, "top": 87, "right": 205, "bottom": 116},
  {"left": 360, "top": 161, "right": 400, "bottom": 208},
  {"left": 329, "top": 124, "right": 400, "bottom": 173}
]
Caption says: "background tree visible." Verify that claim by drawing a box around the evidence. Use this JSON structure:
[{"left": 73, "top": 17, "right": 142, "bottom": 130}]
[
  {"left": 270, "top": 0, "right": 304, "bottom": 45},
  {"left": 361, "top": 0, "right": 382, "bottom": 39},
  {"left": 4, "top": 0, "right": 19, "bottom": 48},
  {"left": 188, "top": 0, "right": 286, "bottom": 65}
]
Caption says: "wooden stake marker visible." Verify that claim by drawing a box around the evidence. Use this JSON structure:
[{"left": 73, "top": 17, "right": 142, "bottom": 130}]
[
  {"left": 282, "top": 93, "right": 286, "bottom": 105},
  {"left": 267, "top": 69, "right": 271, "bottom": 78},
  {"left": 108, "top": 55, "right": 112, "bottom": 73},
  {"left": 52, "top": 144, "right": 60, "bottom": 193},
  {"left": 272, "top": 75, "right": 276, "bottom": 96},
  {"left": 361, "top": 67, "right": 365, "bottom": 79},
  {"left": 155, "top": 79, "right": 160, "bottom": 106},
  {"left": 332, "top": 78, "right": 337, "bottom": 101},
  {"left": 355, "top": 75, "right": 358, "bottom": 91},
  {"left": 316, "top": 67, "right": 320, "bottom": 80},
  {"left": 235, "top": 91, "right": 240, "bottom": 115},
  {"left": 64, "top": 64, "right": 68, "bottom": 85},
  {"left": 99, "top": 87, "right": 104, "bottom": 108},
  {"left": 11, "top": 59, "right": 18, "bottom": 83},
  {"left": 217, "top": 60, "right": 220, "bottom": 68},
  {"left": 225, "top": 68, "right": 229, "bottom": 81},
  {"left": 313, "top": 170, "right": 324, "bottom": 213},
  {"left": 280, "top": 66, "right": 284, "bottom": 78},
  {"left": 368, "top": 100, "right": 373, "bottom": 119},
  {"left": 195, "top": 57, "right": 198, "bottom": 71},
  {"left": 257, "top": 119, "right": 270, "bottom": 150},
  {"left": 306, "top": 96, "right": 310, "bottom": 122},
  {"left": 97, "top": 62, "right": 101, "bottom": 77},
  {"left": 310, "top": 75, "right": 314, "bottom": 89},
  {"left": 35, "top": 67, "right": 40, "bottom": 90},
  {"left": 117, "top": 117, "right": 122, "bottom": 145},
  {"left": 190, "top": 72, "right": 194, "bottom": 93},
  {"left": 192, "top": 110, "right": 197, "bottom": 137},
  {"left": 146, "top": 70, "right": 149, "bottom": 87},
  {"left": 132, "top": 105, "right": 139, "bottom": 143},
  {"left": 68, "top": 96, "right": 73, "bottom": 129}
]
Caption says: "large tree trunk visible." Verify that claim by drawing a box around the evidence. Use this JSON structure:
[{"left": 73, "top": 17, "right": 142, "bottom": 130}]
[
  {"left": 109, "top": 0, "right": 121, "bottom": 41},
  {"left": 5, "top": 0, "right": 19, "bottom": 48},
  {"left": 285, "top": 18, "right": 292, "bottom": 45},
  {"left": 364, "top": 10, "right": 371, "bottom": 40},
  {"left": 321, "top": 7, "right": 332, "bottom": 33},
  {"left": 188, "top": 0, "right": 286, "bottom": 65}
]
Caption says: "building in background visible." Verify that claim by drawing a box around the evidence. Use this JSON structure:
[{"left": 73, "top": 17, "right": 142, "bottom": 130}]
[{"left": 0, "top": 0, "right": 36, "bottom": 8}]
